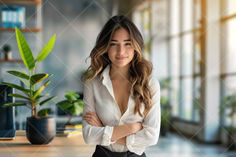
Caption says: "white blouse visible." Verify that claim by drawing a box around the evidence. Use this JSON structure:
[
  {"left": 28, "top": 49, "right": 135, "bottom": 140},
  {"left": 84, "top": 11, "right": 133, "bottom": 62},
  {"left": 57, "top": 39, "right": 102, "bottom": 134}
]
[{"left": 82, "top": 65, "right": 161, "bottom": 155}]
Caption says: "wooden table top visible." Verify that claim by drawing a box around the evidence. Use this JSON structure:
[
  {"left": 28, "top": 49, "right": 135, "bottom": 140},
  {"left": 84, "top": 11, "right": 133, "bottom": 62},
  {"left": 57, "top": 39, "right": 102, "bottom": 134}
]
[{"left": 0, "top": 134, "right": 95, "bottom": 157}]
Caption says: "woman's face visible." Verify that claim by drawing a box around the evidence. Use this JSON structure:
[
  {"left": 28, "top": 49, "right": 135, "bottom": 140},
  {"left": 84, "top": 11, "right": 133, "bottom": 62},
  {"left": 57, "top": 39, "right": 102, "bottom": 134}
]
[{"left": 107, "top": 28, "right": 135, "bottom": 68}]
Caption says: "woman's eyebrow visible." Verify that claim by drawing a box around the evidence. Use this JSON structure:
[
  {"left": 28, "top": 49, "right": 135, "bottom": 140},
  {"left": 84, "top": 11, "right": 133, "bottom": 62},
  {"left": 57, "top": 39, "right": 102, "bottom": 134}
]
[
  {"left": 110, "top": 39, "right": 131, "bottom": 42},
  {"left": 124, "top": 39, "right": 131, "bottom": 42},
  {"left": 110, "top": 39, "right": 118, "bottom": 42}
]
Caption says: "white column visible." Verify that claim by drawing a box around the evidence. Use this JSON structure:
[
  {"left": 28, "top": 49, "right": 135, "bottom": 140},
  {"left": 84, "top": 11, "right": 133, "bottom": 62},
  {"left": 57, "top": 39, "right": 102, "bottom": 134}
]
[{"left": 203, "top": 0, "right": 221, "bottom": 142}]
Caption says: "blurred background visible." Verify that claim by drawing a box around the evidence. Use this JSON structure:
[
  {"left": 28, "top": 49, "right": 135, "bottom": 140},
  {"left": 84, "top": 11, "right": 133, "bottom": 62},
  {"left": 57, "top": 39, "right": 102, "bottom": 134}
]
[{"left": 0, "top": 0, "right": 236, "bottom": 156}]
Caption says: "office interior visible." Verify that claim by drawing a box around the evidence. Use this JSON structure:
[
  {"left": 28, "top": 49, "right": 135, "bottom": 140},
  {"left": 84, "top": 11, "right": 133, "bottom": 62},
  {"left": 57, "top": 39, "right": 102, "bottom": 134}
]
[{"left": 0, "top": 0, "right": 236, "bottom": 156}]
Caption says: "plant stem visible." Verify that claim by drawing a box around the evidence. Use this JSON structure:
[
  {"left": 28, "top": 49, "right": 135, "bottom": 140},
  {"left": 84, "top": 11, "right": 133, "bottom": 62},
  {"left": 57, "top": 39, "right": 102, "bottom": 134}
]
[
  {"left": 65, "top": 116, "right": 73, "bottom": 125},
  {"left": 30, "top": 68, "right": 37, "bottom": 117},
  {"left": 32, "top": 100, "right": 37, "bottom": 117}
]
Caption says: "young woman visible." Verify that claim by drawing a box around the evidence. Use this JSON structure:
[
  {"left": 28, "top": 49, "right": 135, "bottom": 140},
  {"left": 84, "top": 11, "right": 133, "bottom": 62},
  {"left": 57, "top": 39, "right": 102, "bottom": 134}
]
[{"left": 82, "top": 15, "right": 160, "bottom": 157}]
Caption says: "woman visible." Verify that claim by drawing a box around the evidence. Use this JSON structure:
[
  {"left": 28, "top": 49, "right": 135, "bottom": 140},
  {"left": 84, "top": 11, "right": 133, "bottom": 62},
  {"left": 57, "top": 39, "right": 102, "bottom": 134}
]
[{"left": 82, "top": 15, "right": 160, "bottom": 157}]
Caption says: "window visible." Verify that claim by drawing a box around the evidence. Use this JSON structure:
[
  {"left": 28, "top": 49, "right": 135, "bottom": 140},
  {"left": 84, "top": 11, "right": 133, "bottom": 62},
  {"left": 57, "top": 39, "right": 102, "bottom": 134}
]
[
  {"left": 183, "top": 0, "right": 193, "bottom": 32},
  {"left": 133, "top": 0, "right": 203, "bottom": 122},
  {"left": 171, "top": 78, "right": 180, "bottom": 117},
  {"left": 227, "top": 0, "right": 236, "bottom": 15},
  {"left": 194, "top": 32, "right": 201, "bottom": 74},
  {"left": 220, "top": 0, "right": 236, "bottom": 127},
  {"left": 181, "top": 78, "right": 193, "bottom": 120},
  {"left": 182, "top": 34, "right": 193, "bottom": 76},
  {"left": 170, "top": 38, "right": 180, "bottom": 77},
  {"left": 169, "top": 0, "right": 201, "bottom": 122},
  {"left": 226, "top": 19, "right": 236, "bottom": 73},
  {"left": 170, "top": 0, "right": 180, "bottom": 35},
  {"left": 170, "top": 38, "right": 180, "bottom": 116}
]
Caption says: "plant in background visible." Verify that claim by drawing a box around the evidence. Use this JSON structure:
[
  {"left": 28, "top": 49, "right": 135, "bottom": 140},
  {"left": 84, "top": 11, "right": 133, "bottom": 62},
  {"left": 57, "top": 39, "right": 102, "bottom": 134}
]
[
  {"left": 159, "top": 78, "right": 171, "bottom": 136},
  {"left": 1, "top": 44, "right": 12, "bottom": 60},
  {"left": 56, "top": 91, "right": 84, "bottom": 125},
  {"left": 1, "top": 28, "right": 56, "bottom": 117},
  {"left": 0, "top": 28, "right": 57, "bottom": 145},
  {"left": 221, "top": 92, "right": 236, "bottom": 150},
  {"left": 222, "top": 93, "right": 236, "bottom": 128}
]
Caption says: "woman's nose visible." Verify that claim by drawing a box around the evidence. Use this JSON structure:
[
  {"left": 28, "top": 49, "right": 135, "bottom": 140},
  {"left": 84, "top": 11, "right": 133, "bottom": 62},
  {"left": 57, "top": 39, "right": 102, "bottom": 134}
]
[{"left": 117, "top": 45, "right": 125, "bottom": 55}]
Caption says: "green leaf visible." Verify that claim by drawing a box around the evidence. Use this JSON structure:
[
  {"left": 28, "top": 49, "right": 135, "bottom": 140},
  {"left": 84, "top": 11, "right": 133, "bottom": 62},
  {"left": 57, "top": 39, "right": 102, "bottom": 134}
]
[
  {"left": 36, "top": 34, "right": 56, "bottom": 62},
  {"left": 37, "top": 108, "right": 51, "bottom": 117},
  {"left": 1, "top": 82, "right": 30, "bottom": 95},
  {"left": 1, "top": 102, "right": 26, "bottom": 107},
  {"left": 30, "top": 73, "right": 49, "bottom": 85},
  {"left": 35, "top": 95, "right": 44, "bottom": 101},
  {"left": 76, "top": 99, "right": 84, "bottom": 105},
  {"left": 56, "top": 90, "right": 84, "bottom": 116},
  {"left": 65, "top": 91, "right": 80, "bottom": 101},
  {"left": 7, "top": 70, "right": 29, "bottom": 80},
  {"left": 67, "top": 107, "right": 75, "bottom": 115},
  {"left": 39, "top": 96, "right": 55, "bottom": 106},
  {"left": 20, "top": 79, "right": 30, "bottom": 87},
  {"left": 73, "top": 100, "right": 84, "bottom": 109},
  {"left": 56, "top": 100, "right": 73, "bottom": 110},
  {"left": 7, "top": 70, "right": 30, "bottom": 87},
  {"left": 8, "top": 93, "right": 30, "bottom": 101},
  {"left": 32, "top": 80, "right": 50, "bottom": 100},
  {"left": 15, "top": 28, "right": 35, "bottom": 70},
  {"left": 68, "top": 106, "right": 82, "bottom": 116}
]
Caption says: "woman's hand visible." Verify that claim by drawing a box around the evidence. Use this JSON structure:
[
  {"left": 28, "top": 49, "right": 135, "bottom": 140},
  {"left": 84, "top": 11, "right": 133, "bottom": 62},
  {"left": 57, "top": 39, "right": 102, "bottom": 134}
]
[
  {"left": 130, "top": 122, "right": 143, "bottom": 134},
  {"left": 83, "top": 112, "right": 103, "bottom": 127},
  {"left": 116, "top": 137, "right": 126, "bottom": 145}
]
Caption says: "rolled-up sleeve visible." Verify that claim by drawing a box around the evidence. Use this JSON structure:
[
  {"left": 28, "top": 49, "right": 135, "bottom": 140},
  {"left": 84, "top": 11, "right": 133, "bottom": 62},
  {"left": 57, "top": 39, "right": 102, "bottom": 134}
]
[
  {"left": 82, "top": 81, "right": 114, "bottom": 146},
  {"left": 126, "top": 78, "right": 161, "bottom": 155}
]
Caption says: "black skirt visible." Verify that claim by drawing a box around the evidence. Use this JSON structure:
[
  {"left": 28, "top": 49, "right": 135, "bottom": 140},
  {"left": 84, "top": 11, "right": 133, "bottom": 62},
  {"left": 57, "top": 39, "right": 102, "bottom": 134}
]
[{"left": 92, "top": 145, "right": 146, "bottom": 157}]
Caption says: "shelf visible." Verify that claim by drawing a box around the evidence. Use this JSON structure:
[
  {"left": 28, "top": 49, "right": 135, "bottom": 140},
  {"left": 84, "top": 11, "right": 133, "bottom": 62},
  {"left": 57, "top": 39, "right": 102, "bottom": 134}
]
[
  {"left": 0, "top": 59, "right": 23, "bottom": 63},
  {"left": 0, "top": 0, "right": 41, "bottom": 5},
  {"left": 0, "top": 27, "right": 41, "bottom": 33}
]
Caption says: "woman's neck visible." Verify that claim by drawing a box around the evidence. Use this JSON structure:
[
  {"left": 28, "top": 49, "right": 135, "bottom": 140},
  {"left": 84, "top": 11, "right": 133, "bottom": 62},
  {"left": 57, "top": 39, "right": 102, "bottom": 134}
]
[{"left": 109, "top": 64, "right": 130, "bottom": 81}]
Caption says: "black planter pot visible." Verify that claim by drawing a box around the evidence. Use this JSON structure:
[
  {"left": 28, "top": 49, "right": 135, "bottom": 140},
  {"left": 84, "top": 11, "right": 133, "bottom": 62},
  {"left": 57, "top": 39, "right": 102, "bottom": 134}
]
[
  {"left": 26, "top": 117, "right": 56, "bottom": 145},
  {"left": 160, "top": 127, "right": 168, "bottom": 136}
]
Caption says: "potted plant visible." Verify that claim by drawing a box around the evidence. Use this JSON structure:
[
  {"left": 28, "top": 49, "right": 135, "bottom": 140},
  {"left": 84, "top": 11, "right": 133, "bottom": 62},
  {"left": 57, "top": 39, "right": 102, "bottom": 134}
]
[
  {"left": 222, "top": 93, "right": 236, "bottom": 150},
  {"left": 56, "top": 91, "right": 84, "bottom": 127},
  {"left": 1, "top": 28, "right": 56, "bottom": 145},
  {"left": 1, "top": 44, "right": 12, "bottom": 60},
  {"left": 160, "top": 96, "right": 171, "bottom": 136},
  {"left": 159, "top": 78, "right": 171, "bottom": 136}
]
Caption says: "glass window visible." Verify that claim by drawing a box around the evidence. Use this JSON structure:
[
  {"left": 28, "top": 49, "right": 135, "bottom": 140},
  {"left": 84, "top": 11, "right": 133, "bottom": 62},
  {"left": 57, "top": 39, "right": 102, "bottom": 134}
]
[
  {"left": 171, "top": 78, "right": 180, "bottom": 117},
  {"left": 141, "top": 9, "right": 151, "bottom": 36},
  {"left": 182, "top": 34, "right": 193, "bottom": 75},
  {"left": 225, "top": 76, "right": 236, "bottom": 94},
  {"left": 227, "top": 0, "right": 236, "bottom": 15},
  {"left": 183, "top": 0, "right": 193, "bottom": 31},
  {"left": 180, "top": 78, "right": 193, "bottom": 120},
  {"left": 194, "top": 0, "right": 201, "bottom": 28},
  {"left": 223, "top": 76, "right": 236, "bottom": 126},
  {"left": 192, "top": 77, "right": 201, "bottom": 122},
  {"left": 167, "top": 0, "right": 202, "bottom": 122},
  {"left": 226, "top": 19, "right": 236, "bottom": 73},
  {"left": 153, "top": 0, "right": 167, "bottom": 37},
  {"left": 170, "top": 38, "right": 180, "bottom": 77},
  {"left": 170, "top": 0, "right": 180, "bottom": 35},
  {"left": 133, "top": 12, "right": 142, "bottom": 33},
  {"left": 194, "top": 31, "right": 201, "bottom": 74},
  {"left": 153, "top": 41, "right": 168, "bottom": 78}
]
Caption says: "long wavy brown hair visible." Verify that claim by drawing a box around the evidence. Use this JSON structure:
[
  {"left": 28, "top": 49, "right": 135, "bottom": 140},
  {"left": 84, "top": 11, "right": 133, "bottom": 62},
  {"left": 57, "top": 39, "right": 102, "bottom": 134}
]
[{"left": 83, "top": 15, "right": 153, "bottom": 117}]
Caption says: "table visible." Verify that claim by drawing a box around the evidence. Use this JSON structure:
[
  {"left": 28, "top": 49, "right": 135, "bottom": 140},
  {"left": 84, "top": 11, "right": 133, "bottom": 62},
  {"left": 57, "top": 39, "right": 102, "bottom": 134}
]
[{"left": 0, "top": 134, "right": 95, "bottom": 157}]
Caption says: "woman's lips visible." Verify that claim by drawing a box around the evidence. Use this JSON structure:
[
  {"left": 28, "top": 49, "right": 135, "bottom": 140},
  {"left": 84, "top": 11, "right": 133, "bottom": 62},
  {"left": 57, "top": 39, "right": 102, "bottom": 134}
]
[{"left": 116, "top": 57, "right": 128, "bottom": 60}]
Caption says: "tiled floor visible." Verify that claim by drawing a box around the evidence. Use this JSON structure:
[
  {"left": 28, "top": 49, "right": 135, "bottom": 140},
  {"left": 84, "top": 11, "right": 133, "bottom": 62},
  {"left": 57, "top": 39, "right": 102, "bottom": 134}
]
[{"left": 146, "top": 133, "right": 236, "bottom": 157}]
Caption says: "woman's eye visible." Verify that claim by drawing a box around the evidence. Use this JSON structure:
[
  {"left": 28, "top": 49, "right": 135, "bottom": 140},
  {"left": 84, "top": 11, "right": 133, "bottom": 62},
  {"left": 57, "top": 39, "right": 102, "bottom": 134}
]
[
  {"left": 110, "top": 43, "right": 116, "bottom": 46},
  {"left": 125, "top": 43, "right": 131, "bottom": 46}
]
